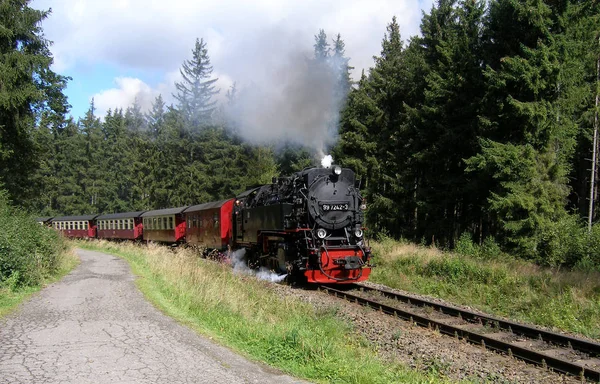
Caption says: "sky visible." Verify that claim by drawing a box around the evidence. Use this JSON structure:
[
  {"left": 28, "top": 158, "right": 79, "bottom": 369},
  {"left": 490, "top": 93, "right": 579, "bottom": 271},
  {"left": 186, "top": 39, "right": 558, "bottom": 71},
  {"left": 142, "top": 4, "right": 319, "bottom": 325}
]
[{"left": 31, "top": 0, "right": 435, "bottom": 121}]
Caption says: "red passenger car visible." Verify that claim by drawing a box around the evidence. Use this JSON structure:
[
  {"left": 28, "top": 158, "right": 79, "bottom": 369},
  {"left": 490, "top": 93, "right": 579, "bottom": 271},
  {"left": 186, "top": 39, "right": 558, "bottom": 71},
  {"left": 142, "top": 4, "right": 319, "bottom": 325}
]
[
  {"left": 97, "top": 211, "right": 145, "bottom": 240},
  {"left": 141, "top": 207, "right": 188, "bottom": 243},
  {"left": 184, "top": 199, "right": 234, "bottom": 250},
  {"left": 51, "top": 215, "right": 98, "bottom": 238}
]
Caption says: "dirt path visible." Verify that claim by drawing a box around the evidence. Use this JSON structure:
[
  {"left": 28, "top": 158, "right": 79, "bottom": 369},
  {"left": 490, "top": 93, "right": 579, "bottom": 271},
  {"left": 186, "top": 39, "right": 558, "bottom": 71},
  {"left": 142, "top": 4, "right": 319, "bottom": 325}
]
[{"left": 0, "top": 249, "right": 305, "bottom": 384}]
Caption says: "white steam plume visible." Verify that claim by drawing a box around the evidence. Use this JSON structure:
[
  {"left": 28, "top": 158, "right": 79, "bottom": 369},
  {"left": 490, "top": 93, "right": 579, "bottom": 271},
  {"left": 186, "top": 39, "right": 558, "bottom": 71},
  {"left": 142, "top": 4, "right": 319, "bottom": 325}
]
[
  {"left": 223, "top": 30, "right": 349, "bottom": 159},
  {"left": 229, "top": 249, "right": 287, "bottom": 283},
  {"left": 321, "top": 154, "right": 333, "bottom": 168}
]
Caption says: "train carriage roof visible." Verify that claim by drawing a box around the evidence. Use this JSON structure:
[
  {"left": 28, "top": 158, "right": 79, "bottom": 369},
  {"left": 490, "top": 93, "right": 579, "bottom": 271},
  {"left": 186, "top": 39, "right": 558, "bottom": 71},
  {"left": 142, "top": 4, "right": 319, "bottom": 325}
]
[
  {"left": 140, "top": 206, "right": 188, "bottom": 217},
  {"left": 96, "top": 211, "right": 146, "bottom": 220},
  {"left": 184, "top": 199, "right": 233, "bottom": 213},
  {"left": 51, "top": 214, "right": 99, "bottom": 221}
]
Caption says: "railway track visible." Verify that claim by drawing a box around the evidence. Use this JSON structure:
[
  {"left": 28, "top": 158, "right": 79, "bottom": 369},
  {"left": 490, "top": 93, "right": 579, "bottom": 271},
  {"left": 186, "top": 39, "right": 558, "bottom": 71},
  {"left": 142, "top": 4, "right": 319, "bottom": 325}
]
[{"left": 318, "top": 284, "right": 600, "bottom": 382}]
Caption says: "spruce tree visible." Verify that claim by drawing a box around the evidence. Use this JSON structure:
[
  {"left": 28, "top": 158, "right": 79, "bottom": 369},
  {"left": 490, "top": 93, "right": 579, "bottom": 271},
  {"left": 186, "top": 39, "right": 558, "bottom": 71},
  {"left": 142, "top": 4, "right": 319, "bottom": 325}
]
[
  {"left": 466, "top": 0, "right": 578, "bottom": 261},
  {"left": 0, "top": 0, "right": 69, "bottom": 204},
  {"left": 174, "top": 38, "right": 219, "bottom": 128},
  {"left": 314, "top": 29, "right": 329, "bottom": 60}
]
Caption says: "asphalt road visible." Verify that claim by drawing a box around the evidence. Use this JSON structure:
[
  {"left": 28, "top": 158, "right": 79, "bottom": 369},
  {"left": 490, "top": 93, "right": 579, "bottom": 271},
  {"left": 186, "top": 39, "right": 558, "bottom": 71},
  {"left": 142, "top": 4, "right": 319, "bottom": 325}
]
[{"left": 0, "top": 249, "right": 306, "bottom": 384}]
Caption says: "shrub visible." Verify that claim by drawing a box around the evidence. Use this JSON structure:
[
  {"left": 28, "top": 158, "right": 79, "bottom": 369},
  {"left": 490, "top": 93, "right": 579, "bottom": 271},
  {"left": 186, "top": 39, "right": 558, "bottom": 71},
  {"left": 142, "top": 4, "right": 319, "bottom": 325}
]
[
  {"left": 0, "top": 191, "right": 66, "bottom": 288},
  {"left": 454, "top": 232, "right": 478, "bottom": 257}
]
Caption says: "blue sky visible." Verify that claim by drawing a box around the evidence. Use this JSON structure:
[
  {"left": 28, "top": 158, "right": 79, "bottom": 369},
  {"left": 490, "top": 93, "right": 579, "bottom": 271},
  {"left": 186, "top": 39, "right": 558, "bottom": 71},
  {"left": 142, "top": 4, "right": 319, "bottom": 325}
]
[{"left": 31, "top": 0, "right": 435, "bottom": 120}]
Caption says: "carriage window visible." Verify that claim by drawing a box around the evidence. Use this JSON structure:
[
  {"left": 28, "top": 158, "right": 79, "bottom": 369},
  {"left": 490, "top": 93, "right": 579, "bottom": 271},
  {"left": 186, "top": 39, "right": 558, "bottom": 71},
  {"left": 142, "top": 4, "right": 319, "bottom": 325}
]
[
  {"left": 153, "top": 217, "right": 157, "bottom": 229},
  {"left": 162, "top": 217, "right": 167, "bottom": 229},
  {"left": 85, "top": 222, "right": 88, "bottom": 230},
  {"left": 169, "top": 216, "right": 173, "bottom": 229},
  {"left": 192, "top": 216, "right": 197, "bottom": 228}
]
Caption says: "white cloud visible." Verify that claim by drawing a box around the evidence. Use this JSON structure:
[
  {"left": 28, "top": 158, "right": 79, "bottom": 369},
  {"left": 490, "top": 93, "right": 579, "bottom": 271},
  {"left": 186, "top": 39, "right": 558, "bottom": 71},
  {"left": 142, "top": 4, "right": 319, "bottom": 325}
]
[
  {"left": 92, "top": 77, "right": 159, "bottom": 118},
  {"left": 34, "top": 0, "right": 433, "bottom": 76}
]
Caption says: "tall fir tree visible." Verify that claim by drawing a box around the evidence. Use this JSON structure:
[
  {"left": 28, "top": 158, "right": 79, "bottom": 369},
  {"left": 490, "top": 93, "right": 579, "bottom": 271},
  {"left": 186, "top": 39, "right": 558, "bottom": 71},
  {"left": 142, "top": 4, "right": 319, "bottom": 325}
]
[
  {"left": 0, "top": 0, "right": 69, "bottom": 204},
  {"left": 314, "top": 29, "right": 330, "bottom": 60},
  {"left": 173, "top": 38, "right": 219, "bottom": 128},
  {"left": 466, "top": 0, "right": 578, "bottom": 262}
]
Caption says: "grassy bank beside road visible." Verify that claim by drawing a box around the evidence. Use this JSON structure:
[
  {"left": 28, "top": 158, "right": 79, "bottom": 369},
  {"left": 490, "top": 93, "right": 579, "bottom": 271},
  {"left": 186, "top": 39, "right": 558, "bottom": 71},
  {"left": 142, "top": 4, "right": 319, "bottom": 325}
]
[
  {"left": 369, "top": 238, "right": 600, "bottom": 339},
  {"left": 79, "top": 240, "right": 452, "bottom": 384}
]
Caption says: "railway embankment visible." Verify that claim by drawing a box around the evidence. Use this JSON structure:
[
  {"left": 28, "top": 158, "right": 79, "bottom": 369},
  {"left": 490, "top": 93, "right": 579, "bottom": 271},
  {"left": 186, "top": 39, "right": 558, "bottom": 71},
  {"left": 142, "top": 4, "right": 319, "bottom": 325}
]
[
  {"left": 369, "top": 237, "right": 600, "bottom": 340},
  {"left": 0, "top": 193, "right": 78, "bottom": 317}
]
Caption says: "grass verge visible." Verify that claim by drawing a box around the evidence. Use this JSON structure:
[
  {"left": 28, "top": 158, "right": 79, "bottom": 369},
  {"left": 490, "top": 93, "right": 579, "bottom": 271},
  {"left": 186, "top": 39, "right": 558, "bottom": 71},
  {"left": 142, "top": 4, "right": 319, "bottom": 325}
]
[
  {"left": 0, "top": 248, "right": 79, "bottom": 318},
  {"left": 369, "top": 238, "right": 600, "bottom": 339},
  {"left": 78, "top": 240, "right": 455, "bottom": 384}
]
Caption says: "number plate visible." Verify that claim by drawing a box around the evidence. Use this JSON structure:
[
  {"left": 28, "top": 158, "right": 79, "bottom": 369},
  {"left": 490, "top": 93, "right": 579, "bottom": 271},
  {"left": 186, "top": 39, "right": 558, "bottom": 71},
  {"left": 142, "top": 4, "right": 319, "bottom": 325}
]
[{"left": 320, "top": 203, "right": 349, "bottom": 211}]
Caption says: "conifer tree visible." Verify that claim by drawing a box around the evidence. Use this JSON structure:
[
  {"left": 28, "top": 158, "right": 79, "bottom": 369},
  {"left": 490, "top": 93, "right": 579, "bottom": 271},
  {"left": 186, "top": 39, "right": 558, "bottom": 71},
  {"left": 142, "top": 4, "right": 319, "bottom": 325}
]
[
  {"left": 174, "top": 38, "right": 219, "bottom": 127},
  {"left": 314, "top": 29, "right": 330, "bottom": 60},
  {"left": 79, "top": 100, "right": 103, "bottom": 212},
  {"left": 0, "top": 0, "right": 69, "bottom": 204},
  {"left": 466, "top": 0, "right": 578, "bottom": 261}
]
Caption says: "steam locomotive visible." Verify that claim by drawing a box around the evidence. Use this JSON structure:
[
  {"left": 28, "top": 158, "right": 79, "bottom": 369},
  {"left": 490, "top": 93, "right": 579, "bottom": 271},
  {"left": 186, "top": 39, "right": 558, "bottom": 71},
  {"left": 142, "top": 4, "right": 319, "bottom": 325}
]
[{"left": 40, "top": 165, "right": 372, "bottom": 284}]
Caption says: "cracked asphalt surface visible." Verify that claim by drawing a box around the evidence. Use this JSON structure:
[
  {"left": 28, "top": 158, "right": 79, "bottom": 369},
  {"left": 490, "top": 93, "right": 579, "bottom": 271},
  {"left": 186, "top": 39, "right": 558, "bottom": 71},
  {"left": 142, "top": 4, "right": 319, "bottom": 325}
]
[{"left": 0, "top": 249, "right": 306, "bottom": 384}]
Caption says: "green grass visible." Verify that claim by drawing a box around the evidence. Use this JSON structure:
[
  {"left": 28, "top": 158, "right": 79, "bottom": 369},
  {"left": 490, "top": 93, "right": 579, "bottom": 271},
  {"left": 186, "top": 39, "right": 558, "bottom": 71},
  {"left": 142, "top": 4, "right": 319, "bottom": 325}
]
[
  {"left": 0, "top": 248, "right": 79, "bottom": 318},
  {"left": 79, "top": 240, "right": 457, "bottom": 384},
  {"left": 369, "top": 238, "right": 600, "bottom": 339}
]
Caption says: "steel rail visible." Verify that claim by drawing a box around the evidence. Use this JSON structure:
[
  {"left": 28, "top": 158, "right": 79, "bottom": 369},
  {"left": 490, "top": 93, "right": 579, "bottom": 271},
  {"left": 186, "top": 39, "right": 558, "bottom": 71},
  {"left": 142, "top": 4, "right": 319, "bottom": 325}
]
[
  {"left": 319, "top": 285, "right": 600, "bottom": 382},
  {"left": 354, "top": 283, "right": 600, "bottom": 357}
]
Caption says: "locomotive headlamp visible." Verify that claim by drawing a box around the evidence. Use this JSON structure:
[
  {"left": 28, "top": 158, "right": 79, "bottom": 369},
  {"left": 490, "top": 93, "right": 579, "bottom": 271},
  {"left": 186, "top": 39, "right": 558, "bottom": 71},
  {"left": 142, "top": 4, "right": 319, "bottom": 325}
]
[
  {"left": 354, "top": 228, "right": 363, "bottom": 238},
  {"left": 333, "top": 166, "right": 342, "bottom": 175},
  {"left": 317, "top": 228, "right": 327, "bottom": 239}
]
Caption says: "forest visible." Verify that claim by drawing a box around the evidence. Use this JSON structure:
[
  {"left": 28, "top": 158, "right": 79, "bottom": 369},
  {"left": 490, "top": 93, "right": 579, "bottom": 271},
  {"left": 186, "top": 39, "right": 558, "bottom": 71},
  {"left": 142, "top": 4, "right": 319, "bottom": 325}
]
[{"left": 1, "top": 0, "right": 599, "bottom": 268}]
